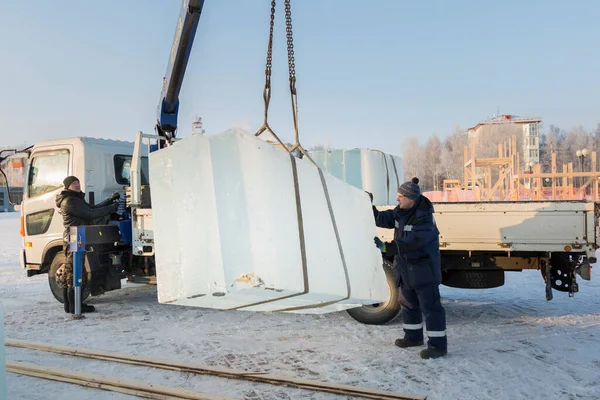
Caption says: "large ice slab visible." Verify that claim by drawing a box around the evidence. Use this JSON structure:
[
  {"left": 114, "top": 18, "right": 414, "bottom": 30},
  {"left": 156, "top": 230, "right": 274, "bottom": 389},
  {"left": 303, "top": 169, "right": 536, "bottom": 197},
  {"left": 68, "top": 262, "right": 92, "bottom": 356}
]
[
  {"left": 309, "top": 149, "right": 404, "bottom": 206},
  {"left": 149, "top": 128, "right": 388, "bottom": 313}
]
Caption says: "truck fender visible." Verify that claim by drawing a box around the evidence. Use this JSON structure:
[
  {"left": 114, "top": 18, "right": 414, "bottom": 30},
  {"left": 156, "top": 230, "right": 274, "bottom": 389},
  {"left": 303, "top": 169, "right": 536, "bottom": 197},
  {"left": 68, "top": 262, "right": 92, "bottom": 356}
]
[{"left": 40, "top": 240, "right": 65, "bottom": 274}]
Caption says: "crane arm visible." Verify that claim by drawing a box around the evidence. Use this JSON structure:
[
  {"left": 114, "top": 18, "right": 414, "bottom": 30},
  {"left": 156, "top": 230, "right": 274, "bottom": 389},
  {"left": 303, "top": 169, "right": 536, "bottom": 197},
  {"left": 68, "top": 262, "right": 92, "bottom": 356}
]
[{"left": 156, "top": 0, "right": 205, "bottom": 146}]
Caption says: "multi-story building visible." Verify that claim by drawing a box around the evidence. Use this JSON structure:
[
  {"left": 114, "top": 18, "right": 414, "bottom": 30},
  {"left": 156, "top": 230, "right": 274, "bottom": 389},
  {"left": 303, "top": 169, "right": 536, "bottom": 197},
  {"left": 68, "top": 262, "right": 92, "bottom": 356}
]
[{"left": 467, "top": 114, "right": 542, "bottom": 168}]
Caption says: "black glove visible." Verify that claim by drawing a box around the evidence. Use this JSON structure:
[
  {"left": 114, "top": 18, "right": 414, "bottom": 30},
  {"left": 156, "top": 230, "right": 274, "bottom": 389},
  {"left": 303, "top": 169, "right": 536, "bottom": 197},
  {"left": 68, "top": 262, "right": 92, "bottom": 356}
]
[
  {"left": 386, "top": 241, "right": 398, "bottom": 256},
  {"left": 109, "top": 192, "right": 121, "bottom": 202},
  {"left": 367, "top": 192, "right": 380, "bottom": 219},
  {"left": 374, "top": 237, "right": 398, "bottom": 256}
]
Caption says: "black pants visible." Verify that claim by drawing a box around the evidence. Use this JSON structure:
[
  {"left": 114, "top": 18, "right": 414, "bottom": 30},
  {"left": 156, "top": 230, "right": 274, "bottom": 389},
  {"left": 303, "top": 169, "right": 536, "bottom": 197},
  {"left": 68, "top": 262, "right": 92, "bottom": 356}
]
[{"left": 400, "top": 284, "right": 447, "bottom": 350}]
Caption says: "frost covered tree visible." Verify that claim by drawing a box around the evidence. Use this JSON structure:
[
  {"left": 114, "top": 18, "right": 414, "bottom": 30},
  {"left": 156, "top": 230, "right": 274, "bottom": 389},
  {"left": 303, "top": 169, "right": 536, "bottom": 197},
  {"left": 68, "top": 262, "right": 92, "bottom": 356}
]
[
  {"left": 422, "top": 135, "right": 442, "bottom": 191},
  {"left": 402, "top": 137, "right": 424, "bottom": 185},
  {"left": 440, "top": 126, "right": 468, "bottom": 185}
]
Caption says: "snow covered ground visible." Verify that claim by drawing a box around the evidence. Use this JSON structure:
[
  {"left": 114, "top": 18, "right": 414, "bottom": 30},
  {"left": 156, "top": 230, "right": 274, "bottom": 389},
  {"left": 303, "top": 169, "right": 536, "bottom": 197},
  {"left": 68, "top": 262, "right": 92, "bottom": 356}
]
[{"left": 1, "top": 211, "right": 599, "bottom": 400}]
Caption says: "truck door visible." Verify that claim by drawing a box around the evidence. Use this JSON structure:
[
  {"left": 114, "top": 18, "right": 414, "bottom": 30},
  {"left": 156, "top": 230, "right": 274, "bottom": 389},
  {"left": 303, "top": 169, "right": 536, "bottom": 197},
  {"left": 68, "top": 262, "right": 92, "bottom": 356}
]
[{"left": 21, "top": 147, "right": 72, "bottom": 270}]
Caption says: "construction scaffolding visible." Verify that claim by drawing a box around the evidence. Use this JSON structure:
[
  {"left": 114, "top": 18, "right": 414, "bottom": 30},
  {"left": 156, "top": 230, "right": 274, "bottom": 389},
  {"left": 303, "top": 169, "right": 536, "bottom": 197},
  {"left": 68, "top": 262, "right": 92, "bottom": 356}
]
[{"left": 427, "top": 135, "right": 600, "bottom": 202}]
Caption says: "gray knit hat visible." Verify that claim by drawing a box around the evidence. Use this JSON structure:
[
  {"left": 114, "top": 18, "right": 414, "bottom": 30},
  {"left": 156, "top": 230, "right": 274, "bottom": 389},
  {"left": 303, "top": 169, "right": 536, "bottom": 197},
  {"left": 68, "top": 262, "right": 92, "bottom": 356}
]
[
  {"left": 398, "top": 177, "right": 420, "bottom": 200},
  {"left": 63, "top": 175, "right": 80, "bottom": 189}
]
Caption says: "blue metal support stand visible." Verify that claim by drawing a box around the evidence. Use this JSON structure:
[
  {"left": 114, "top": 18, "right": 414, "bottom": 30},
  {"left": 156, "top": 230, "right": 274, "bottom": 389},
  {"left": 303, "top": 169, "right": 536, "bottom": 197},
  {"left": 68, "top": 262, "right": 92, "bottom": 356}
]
[{"left": 69, "top": 226, "right": 86, "bottom": 320}]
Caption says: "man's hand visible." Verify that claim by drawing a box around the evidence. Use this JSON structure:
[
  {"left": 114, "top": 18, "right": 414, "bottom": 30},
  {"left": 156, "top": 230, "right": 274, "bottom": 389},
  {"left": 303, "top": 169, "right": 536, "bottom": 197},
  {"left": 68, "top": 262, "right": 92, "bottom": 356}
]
[
  {"left": 109, "top": 192, "right": 120, "bottom": 202},
  {"left": 374, "top": 237, "right": 398, "bottom": 256},
  {"left": 374, "top": 237, "right": 386, "bottom": 252},
  {"left": 367, "top": 191, "right": 380, "bottom": 219}
]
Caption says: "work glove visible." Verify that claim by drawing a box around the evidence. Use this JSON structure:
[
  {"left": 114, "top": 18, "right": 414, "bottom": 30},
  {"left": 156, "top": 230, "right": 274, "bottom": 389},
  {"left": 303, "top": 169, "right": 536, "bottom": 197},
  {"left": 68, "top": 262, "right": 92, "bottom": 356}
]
[
  {"left": 109, "top": 192, "right": 121, "bottom": 202},
  {"left": 374, "top": 237, "right": 386, "bottom": 252},
  {"left": 374, "top": 237, "right": 398, "bottom": 256},
  {"left": 367, "top": 191, "right": 379, "bottom": 219}
]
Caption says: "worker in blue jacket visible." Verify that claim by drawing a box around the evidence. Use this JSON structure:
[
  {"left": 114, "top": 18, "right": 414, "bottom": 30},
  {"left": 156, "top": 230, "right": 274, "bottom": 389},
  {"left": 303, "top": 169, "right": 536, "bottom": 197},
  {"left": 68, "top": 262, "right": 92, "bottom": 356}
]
[{"left": 372, "top": 177, "right": 447, "bottom": 359}]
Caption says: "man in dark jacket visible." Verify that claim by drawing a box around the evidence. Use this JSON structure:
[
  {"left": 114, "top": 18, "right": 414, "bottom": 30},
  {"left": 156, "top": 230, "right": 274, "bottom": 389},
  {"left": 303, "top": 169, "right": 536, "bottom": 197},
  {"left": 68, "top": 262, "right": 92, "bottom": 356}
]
[
  {"left": 372, "top": 177, "right": 447, "bottom": 359},
  {"left": 55, "top": 175, "right": 119, "bottom": 314}
]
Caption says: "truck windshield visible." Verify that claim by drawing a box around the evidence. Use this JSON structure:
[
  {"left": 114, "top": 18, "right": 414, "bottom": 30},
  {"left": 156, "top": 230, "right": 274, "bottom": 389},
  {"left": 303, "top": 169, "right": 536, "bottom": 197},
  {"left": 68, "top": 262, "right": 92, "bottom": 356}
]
[
  {"left": 114, "top": 155, "right": 149, "bottom": 186},
  {"left": 27, "top": 150, "right": 70, "bottom": 198}
]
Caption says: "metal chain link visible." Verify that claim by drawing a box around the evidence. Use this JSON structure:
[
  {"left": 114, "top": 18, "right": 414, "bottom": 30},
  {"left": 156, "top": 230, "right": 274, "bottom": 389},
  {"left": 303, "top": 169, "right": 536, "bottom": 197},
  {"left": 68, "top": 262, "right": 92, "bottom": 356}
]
[
  {"left": 256, "top": 0, "right": 315, "bottom": 165},
  {"left": 284, "top": 0, "right": 296, "bottom": 92},
  {"left": 284, "top": 0, "right": 307, "bottom": 160},
  {"left": 255, "top": 0, "right": 292, "bottom": 154},
  {"left": 265, "top": 0, "right": 276, "bottom": 87}
]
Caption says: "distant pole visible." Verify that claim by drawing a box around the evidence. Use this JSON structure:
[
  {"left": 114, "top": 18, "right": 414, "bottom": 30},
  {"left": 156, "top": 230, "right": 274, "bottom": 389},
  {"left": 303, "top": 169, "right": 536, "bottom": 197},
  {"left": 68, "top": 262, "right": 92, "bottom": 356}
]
[
  {"left": 576, "top": 149, "right": 589, "bottom": 189},
  {"left": 192, "top": 115, "right": 206, "bottom": 135}
]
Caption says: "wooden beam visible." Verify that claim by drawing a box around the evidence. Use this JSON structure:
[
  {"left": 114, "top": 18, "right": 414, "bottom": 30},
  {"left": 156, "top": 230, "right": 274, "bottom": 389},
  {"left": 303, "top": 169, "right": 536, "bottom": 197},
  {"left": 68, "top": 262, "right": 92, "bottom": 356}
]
[
  {"left": 473, "top": 158, "right": 512, "bottom": 165},
  {"left": 535, "top": 164, "right": 542, "bottom": 200},
  {"left": 471, "top": 136, "right": 476, "bottom": 192},
  {"left": 551, "top": 153, "right": 557, "bottom": 200},
  {"left": 463, "top": 145, "right": 469, "bottom": 189},
  {"left": 568, "top": 163, "right": 574, "bottom": 198},
  {"left": 516, "top": 152, "right": 521, "bottom": 196},
  {"left": 518, "top": 172, "right": 600, "bottom": 179},
  {"left": 591, "top": 151, "right": 598, "bottom": 201},
  {"left": 487, "top": 165, "right": 511, "bottom": 199}
]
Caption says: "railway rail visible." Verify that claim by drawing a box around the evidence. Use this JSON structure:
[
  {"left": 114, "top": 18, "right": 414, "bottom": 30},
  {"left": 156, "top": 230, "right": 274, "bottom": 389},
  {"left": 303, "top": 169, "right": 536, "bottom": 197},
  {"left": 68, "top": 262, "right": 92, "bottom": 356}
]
[{"left": 5, "top": 338, "right": 427, "bottom": 400}]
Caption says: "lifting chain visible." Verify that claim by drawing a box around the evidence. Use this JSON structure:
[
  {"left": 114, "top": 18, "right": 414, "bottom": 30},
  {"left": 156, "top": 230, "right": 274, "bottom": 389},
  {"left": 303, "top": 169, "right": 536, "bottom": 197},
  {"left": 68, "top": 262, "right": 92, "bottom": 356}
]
[
  {"left": 284, "top": 0, "right": 301, "bottom": 155},
  {"left": 255, "top": 0, "right": 314, "bottom": 164}
]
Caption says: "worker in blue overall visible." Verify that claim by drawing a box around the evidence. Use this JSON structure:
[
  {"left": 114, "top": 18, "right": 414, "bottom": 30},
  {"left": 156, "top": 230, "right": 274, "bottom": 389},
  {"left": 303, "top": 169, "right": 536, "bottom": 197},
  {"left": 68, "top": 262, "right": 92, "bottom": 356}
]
[{"left": 372, "top": 177, "right": 447, "bottom": 359}]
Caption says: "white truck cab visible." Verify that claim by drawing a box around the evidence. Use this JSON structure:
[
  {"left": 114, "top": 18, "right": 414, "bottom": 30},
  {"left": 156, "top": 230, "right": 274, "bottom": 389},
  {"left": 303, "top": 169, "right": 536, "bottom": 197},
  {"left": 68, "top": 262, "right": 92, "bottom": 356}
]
[{"left": 20, "top": 137, "right": 150, "bottom": 296}]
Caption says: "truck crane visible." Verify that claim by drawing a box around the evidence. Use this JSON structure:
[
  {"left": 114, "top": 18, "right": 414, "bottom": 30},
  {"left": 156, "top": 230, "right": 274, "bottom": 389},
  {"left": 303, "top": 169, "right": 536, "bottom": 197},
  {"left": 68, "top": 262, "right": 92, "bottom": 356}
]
[
  {"left": 16, "top": 0, "right": 596, "bottom": 324},
  {"left": 17, "top": 0, "right": 213, "bottom": 307}
]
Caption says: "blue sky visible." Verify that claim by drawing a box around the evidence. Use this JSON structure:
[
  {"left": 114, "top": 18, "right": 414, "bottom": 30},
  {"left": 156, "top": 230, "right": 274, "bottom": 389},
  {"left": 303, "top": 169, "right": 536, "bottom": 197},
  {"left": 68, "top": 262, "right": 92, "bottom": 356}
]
[{"left": 1, "top": 0, "right": 598, "bottom": 154}]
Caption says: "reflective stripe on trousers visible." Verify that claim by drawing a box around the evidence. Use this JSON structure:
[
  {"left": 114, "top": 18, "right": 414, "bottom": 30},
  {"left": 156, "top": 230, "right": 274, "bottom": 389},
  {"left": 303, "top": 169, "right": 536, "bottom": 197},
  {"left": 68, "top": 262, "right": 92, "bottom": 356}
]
[{"left": 426, "top": 330, "right": 446, "bottom": 337}]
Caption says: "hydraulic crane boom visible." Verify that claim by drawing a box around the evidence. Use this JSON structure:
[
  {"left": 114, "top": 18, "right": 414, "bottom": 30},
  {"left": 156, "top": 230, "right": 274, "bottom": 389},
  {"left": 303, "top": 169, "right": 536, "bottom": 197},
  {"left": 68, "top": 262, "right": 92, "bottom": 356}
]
[{"left": 156, "top": 0, "right": 205, "bottom": 147}]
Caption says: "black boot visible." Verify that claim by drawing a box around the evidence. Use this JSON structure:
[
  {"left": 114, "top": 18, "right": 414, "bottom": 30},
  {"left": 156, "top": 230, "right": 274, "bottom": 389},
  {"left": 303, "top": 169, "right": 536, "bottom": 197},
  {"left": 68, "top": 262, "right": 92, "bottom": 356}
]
[
  {"left": 67, "top": 288, "right": 75, "bottom": 314},
  {"left": 67, "top": 289, "right": 96, "bottom": 314},
  {"left": 394, "top": 338, "right": 424, "bottom": 348},
  {"left": 63, "top": 288, "right": 70, "bottom": 313},
  {"left": 81, "top": 303, "right": 96, "bottom": 313},
  {"left": 420, "top": 347, "right": 447, "bottom": 359}
]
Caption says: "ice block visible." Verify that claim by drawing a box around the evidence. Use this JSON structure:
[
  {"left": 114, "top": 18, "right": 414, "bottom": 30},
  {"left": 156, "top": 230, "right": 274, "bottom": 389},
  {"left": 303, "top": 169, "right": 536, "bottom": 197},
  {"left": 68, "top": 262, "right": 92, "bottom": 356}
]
[
  {"left": 149, "top": 128, "right": 388, "bottom": 313},
  {"left": 308, "top": 148, "right": 404, "bottom": 206}
]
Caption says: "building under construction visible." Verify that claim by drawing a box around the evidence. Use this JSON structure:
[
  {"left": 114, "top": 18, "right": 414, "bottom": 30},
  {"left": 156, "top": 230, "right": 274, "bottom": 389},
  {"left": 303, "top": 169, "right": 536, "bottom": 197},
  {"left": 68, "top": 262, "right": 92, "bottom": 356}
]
[{"left": 425, "top": 133, "right": 600, "bottom": 202}]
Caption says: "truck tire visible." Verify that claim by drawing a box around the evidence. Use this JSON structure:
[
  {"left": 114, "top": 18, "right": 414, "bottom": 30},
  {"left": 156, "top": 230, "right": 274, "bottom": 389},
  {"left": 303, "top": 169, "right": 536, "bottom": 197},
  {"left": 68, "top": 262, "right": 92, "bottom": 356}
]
[
  {"left": 48, "top": 252, "right": 90, "bottom": 304},
  {"left": 346, "top": 260, "right": 401, "bottom": 325}
]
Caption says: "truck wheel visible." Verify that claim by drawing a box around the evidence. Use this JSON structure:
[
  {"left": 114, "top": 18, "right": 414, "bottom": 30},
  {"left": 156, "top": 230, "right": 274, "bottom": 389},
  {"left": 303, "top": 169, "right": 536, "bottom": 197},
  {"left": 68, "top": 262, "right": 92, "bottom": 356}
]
[
  {"left": 48, "top": 252, "right": 90, "bottom": 304},
  {"left": 346, "top": 260, "right": 401, "bottom": 325}
]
